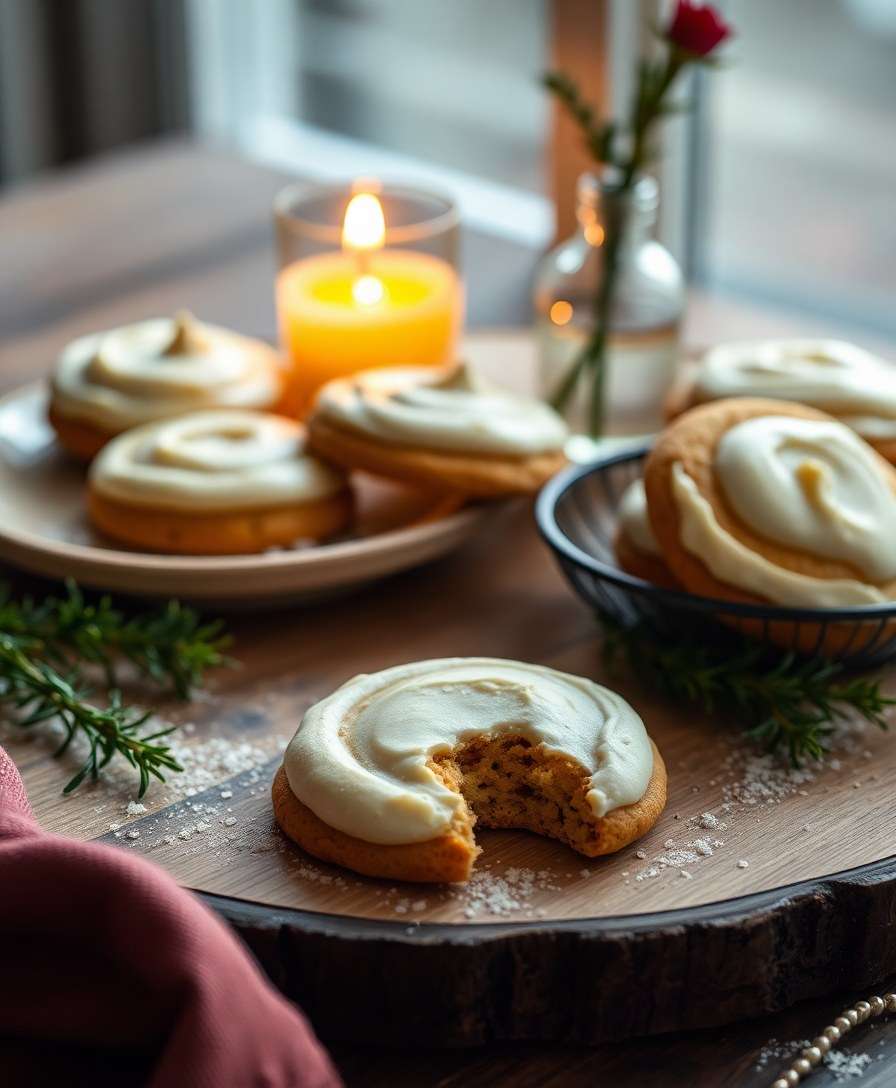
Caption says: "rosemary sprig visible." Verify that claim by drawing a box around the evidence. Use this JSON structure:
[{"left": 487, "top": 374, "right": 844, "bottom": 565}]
[
  {"left": 0, "top": 580, "right": 230, "bottom": 697},
  {"left": 0, "top": 582, "right": 230, "bottom": 796},
  {"left": 599, "top": 611, "right": 894, "bottom": 764},
  {"left": 0, "top": 634, "right": 181, "bottom": 796}
]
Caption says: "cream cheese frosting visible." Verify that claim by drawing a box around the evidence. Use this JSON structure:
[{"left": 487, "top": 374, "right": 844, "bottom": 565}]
[
  {"left": 671, "top": 415, "right": 896, "bottom": 607},
  {"left": 315, "top": 362, "right": 569, "bottom": 456},
  {"left": 90, "top": 409, "right": 346, "bottom": 512},
  {"left": 52, "top": 313, "right": 281, "bottom": 432},
  {"left": 284, "top": 657, "right": 653, "bottom": 845},
  {"left": 618, "top": 479, "right": 660, "bottom": 556},
  {"left": 694, "top": 340, "right": 896, "bottom": 439}
]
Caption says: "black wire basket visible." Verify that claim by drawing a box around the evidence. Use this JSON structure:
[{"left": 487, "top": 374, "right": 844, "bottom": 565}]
[{"left": 535, "top": 446, "right": 896, "bottom": 670}]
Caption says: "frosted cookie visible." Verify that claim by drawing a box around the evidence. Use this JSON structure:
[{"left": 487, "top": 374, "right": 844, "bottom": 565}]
[
  {"left": 614, "top": 479, "right": 678, "bottom": 589},
  {"left": 273, "top": 657, "right": 667, "bottom": 883},
  {"left": 49, "top": 312, "right": 283, "bottom": 460},
  {"left": 88, "top": 409, "right": 350, "bottom": 554},
  {"left": 665, "top": 339, "right": 896, "bottom": 463},
  {"left": 307, "top": 363, "right": 568, "bottom": 497},
  {"left": 644, "top": 398, "right": 896, "bottom": 655}
]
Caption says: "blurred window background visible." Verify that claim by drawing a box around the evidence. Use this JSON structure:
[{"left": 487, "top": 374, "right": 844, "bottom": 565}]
[
  {"left": 0, "top": 0, "right": 188, "bottom": 179},
  {"left": 187, "top": 0, "right": 549, "bottom": 195},
  {"left": 696, "top": 0, "right": 896, "bottom": 339},
  {"left": 1, "top": 0, "right": 894, "bottom": 338}
]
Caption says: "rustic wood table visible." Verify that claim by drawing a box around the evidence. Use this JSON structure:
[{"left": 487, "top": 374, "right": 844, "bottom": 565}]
[{"left": 3, "top": 139, "right": 896, "bottom": 1087}]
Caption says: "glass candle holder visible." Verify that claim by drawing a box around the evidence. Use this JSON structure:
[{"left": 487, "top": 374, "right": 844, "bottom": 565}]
[{"left": 274, "top": 181, "right": 463, "bottom": 415}]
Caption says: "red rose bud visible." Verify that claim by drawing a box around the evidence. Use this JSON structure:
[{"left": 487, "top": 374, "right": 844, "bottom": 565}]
[{"left": 666, "top": 0, "right": 731, "bottom": 57}]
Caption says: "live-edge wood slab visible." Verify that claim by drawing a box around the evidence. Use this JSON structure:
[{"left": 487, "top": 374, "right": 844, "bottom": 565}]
[
  {"left": 7, "top": 139, "right": 896, "bottom": 1085},
  {"left": 5, "top": 334, "right": 896, "bottom": 1046},
  {"left": 6, "top": 487, "right": 896, "bottom": 1046}
]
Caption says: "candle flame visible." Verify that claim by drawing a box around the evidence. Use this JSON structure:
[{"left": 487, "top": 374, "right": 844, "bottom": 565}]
[{"left": 343, "top": 192, "right": 386, "bottom": 252}]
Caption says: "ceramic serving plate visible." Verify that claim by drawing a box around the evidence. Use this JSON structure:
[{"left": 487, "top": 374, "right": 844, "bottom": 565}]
[{"left": 0, "top": 382, "right": 492, "bottom": 606}]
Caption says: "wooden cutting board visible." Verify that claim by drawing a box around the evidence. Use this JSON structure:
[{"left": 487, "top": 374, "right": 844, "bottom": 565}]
[{"left": 5, "top": 333, "right": 896, "bottom": 1046}]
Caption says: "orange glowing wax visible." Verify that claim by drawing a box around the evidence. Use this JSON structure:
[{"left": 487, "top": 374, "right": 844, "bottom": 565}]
[{"left": 276, "top": 191, "right": 463, "bottom": 415}]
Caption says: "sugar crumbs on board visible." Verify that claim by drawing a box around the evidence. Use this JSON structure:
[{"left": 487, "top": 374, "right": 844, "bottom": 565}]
[
  {"left": 629, "top": 712, "right": 886, "bottom": 886},
  {"left": 450, "top": 866, "right": 561, "bottom": 920},
  {"left": 756, "top": 1038, "right": 873, "bottom": 1082},
  {"left": 723, "top": 712, "right": 880, "bottom": 811},
  {"left": 635, "top": 836, "right": 724, "bottom": 882},
  {"left": 162, "top": 733, "right": 280, "bottom": 799},
  {"left": 825, "top": 1050, "right": 873, "bottom": 1081},
  {"left": 103, "top": 724, "right": 289, "bottom": 857},
  {"left": 755, "top": 1039, "right": 811, "bottom": 1070},
  {"left": 721, "top": 749, "right": 820, "bottom": 808}
]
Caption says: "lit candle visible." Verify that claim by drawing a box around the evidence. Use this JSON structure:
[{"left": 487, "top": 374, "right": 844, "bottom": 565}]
[{"left": 276, "top": 186, "right": 463, "bottom": 415}]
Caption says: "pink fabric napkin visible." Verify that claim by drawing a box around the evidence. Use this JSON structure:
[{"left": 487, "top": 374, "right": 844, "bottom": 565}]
[{"left": 0, "top": 745, "right": 341, "bottom": 1088}]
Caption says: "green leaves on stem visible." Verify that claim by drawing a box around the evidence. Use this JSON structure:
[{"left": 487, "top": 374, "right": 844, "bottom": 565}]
[
  {"left": 542, "top": 29, "right": 718, "bottom": 436},
  {"left": 543, "top": 72, "right": 618, "bottom": 166},
  {"left": 599, "top": 610, "right": 894, "bottom": 765},
  {"left": 0, "top": 581, "right": 230, "bottom": 698},
  {"left": 0, "top": 580, "right": 230, "bottom": 796}
]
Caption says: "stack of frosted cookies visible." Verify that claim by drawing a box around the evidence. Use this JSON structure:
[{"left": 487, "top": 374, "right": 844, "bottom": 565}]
[
  {"left": 48, "top": 311, "right": 285, "bottom": 460},
  {"left": 616, "top": 395, "right": 896, "bottom": 656},
  {"left": 305, "top": 361, "right": 569, "bottom": 497},
  {"left": 47, "top": 316, "right": 570, "bottom": 555},
  {"left": 46, "top": 312, "right": 352, "bottom": 554},
  {"left": 87, "top": 410, "right": 352, "bottom": 555}
]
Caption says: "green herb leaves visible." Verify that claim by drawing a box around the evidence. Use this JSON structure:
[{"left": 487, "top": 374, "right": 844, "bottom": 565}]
[
  {"left": 0, "top": 581, "right": 229, "bottom": 795},
  {"left": 600, "top": 611, "right": 894, "bottom": 763}
]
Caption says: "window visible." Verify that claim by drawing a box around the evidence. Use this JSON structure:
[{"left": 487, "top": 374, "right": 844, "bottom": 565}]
[
  {"left": 187, "top": 0, "right": 549, "bottom": 193},
  {"left": 186, "top": 0, "right": 558, "bottom": 325},
  {"left": 695, "top": 0, "right": 896, "bottom": 339}
]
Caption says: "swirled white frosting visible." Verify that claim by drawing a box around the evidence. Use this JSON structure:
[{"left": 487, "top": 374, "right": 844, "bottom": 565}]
[
  {"left": 694, "top": 340, "right": 896, "bottom": 439},
  {"left": 90, "top": 409, "right": 346, "bottom": 512},
  {"left": 618, "top": 480, "right": 660, "bottom": 556},
  {"left": 52, "top": 313, "right": 281, "bottom": 432},
  {"left": 671, "top": 416, "right": 896, "bottom": 606},
  {"left": 284, "top": 658, "right": 653, "bottom": 845},
  {"left": 315, "top": 362, "right": 568, "bottom": 456}
]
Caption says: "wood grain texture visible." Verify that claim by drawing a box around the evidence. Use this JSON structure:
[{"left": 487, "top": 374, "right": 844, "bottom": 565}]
[
  {"left": 11, "top": 592, "right": 891, "bottom": 927},
  {"left": 5, "top": 352, "right": 896, "bottom": 1041},
  {"left": 5, "top": 141, "right": 896, "bottom": 1080}
]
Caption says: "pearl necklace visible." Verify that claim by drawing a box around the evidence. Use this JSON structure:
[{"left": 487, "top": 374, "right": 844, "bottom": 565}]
[{"left": 769, "top": 992, "right": 896, "bottom": 1086}]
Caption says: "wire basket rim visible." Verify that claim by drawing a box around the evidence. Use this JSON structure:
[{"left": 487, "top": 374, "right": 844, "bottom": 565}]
[{"left": 535, "top": 445, "right": 896, "bottom": 624}]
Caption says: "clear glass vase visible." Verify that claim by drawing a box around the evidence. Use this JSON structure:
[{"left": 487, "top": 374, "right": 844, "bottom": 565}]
[{"left": 534, "top": 170, "right": 685, "bottom": 450}]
